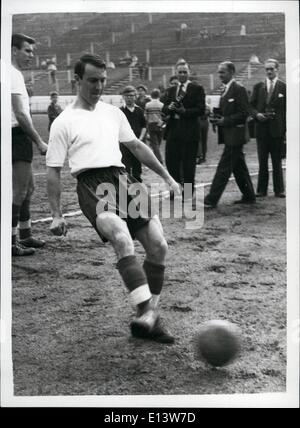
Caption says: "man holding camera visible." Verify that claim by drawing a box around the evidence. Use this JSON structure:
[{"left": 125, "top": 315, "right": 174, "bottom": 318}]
[
  {"left": 204, "top": 61, "right": 255, "bottom": 208},
  {"left": 250, "top": 59, "right": 286, "bottom": 198},
  {"left": 162, "top": 62, "right": 205, "bottom": 197}
]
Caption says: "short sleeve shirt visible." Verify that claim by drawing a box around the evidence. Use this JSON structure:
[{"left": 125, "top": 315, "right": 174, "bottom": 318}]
[
  {"left": 11, "top": 65, "right": 30, "bottom": 127},
  {"left": 46, "top": 101, "right": 136, "bottom": 177}
]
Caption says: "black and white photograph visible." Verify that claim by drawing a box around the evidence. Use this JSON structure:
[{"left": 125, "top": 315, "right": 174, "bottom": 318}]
[{"left": 1, "top": 0, "right": 299, "bottom": 409}]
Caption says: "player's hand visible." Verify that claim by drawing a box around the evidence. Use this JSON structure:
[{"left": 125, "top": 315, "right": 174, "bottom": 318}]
[
  {"left": 50, "top": 216, "right": 67, "bottom": 236},
  {"left": 256, "top": 113, "right": 268, "bottom": 122},
  {"left": 166, "top": 176, "right": 181, "bottom": 196},
  {"left": 37, "top": 141, "right": 48, "bottom": 155}
]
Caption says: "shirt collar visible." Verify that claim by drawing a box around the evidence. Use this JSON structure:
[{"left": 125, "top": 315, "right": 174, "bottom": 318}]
[
  {"left": 223, "top": 78, "right": 235, "bottom": 91},
  {"left": 266, "top": 76, "right": 278, "bottom": 87},
  {"left": 126, "top": 105, "right": 136, "bottom": 112},
  {"left": 178, "top": 80, "right": 190, "bottom": 91}
]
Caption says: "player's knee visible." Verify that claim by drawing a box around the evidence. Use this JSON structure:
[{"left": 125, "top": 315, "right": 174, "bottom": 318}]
[
  {"left": 13, "top": 187, "right": 29, "bottom": 206},
  {"left": 149, "top": 237, "right": 168, "bottom": 261},
  {"left": 113, "top": 230, "right": 134, "bottom": 256}
]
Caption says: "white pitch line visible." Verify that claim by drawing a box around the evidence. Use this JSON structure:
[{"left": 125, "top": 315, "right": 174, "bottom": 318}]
[{"left": 32, "top": 166, "right": 286, "bottom": 224}]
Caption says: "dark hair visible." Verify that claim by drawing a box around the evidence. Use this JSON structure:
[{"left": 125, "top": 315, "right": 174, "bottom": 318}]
[
  {"left": 50, "top": 91, "right": 59, "bottom": 97},
  {"left": 136, "top": 84, "right": 148, "bottom": 92},
  {"left": 151, "top": 89, "right": 160, "bottom": 99},
  {"left": 219, "top": 61, "right": 236, "bottom": 74},
  {"left": 169, "top": 75, "right": 178, "bottom": 83},
  {"left": 12, "top": 33, "right": 35, "bottom": 49},
  {"left": 74, "top": 54, "right": 106, "bottom": 79}
]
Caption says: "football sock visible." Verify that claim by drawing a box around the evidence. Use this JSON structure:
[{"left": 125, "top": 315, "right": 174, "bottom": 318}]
[
  {"left": 143, "top": 260, "right": 165, "bottom": 307},
  {"left": 117, "top": 255, "right": 152, "bottom": 308},
  {"left": 19, "top": 199, "right": 31, "bottom": 239},
  {"left": 19, "top": 220, "right": 32, "bottom": 239}
]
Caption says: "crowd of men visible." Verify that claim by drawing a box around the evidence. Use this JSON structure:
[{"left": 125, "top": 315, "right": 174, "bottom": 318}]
[{"left": 10, "top": 32, "right": 286, "bottom": 344}]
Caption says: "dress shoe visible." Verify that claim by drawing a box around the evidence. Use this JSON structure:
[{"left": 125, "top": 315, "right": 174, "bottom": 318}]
[
  {"left": 275, "top": 193, "right": 286, "bottom": 198},
  {"left": 12, "top": 243, "right": 35, "bottom": 256},
  {"left": 19, "top": 236, "right": 46, "bottom": 248},
  {"left": 204, "top": 197, "right": 217, "bottom": 209},
  {"left": 256, "top": 193, "right": 267, "bottom": 197},
  {"left": 234, "top": 197, "right": 256, "bottom": 205}
]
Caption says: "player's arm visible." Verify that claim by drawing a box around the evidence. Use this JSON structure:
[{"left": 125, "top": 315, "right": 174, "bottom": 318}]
[
  {"left": 47, "top": 166, "right": 67, "bottom": 236},
  {"left": 122, "top": 138, "right": 180, "bottom": 194},
  {"left": 12, "top": 93, "right": 48, "bottom": 154},
  {"left": 139, "top": 127, "right": 147, "bottom": 141}
]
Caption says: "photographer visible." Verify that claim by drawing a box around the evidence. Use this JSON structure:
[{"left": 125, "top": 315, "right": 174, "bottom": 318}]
[
  {"left": 250, "top": 59, "right": 286, "bottom": 198},
  {"left": 162, "top": 62, "right": 205, "bottom": 197}
]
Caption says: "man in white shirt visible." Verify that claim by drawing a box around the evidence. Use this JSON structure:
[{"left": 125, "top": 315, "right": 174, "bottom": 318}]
[
  {"left": 11, "top": 33, "right": 48, "bottom": 256},
  {"left": 46, "top": 54, "right": 180, "bottom": 344}
]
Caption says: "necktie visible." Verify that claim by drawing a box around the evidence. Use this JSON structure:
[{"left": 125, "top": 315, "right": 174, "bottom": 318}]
[
  {"left": 267, "top": 80, "right": 274, "bottom": 103},
  {"left": 177, "top": 83, "right": 185, "bottom": 98}
]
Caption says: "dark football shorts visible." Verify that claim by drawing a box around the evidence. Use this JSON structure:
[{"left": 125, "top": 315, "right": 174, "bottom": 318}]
[
  {"left": 12, "top": 126, "right": 33, "bottom": 163},
  {"left": 76, "top": 166, "right": 153, "bottom": 242}
]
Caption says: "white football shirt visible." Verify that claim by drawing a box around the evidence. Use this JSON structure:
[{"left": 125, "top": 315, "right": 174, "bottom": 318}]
[{"left": 46, "top": 101, "right": 136, "bottom": 176}]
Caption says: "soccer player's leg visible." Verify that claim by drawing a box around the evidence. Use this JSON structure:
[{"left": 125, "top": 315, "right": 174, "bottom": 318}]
[
  {"left": 12, "top": 161, "right": 35, "bottom": 256},
  {"left": 134, "top": 216, "right": 175, "bottom": 344},
  {"left": 19, "top": 167, "right": 45, "bottom": 248},
  {"left": 96, "top": 212, "right": 157, "bottom": 333}
]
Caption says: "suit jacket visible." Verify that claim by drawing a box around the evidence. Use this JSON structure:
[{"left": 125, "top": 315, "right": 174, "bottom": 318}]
[
  {"left": 162, "top": 82, "right": 205, "bottom": 141},
  {"left": 250, "top": 79, "right": 286, "bottom": 139},
  {"left": 217, "top": 81, "right": 250, "bottom": 147}
]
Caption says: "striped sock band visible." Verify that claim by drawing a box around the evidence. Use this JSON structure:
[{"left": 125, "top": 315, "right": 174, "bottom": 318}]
[{"left": 117, "top": 255, "right": 152, "bottom": 306}]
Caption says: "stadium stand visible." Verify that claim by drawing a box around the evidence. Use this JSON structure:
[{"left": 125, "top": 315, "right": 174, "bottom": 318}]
[{"left": 13, "top": 12, "right": 285, "bottom": 97}]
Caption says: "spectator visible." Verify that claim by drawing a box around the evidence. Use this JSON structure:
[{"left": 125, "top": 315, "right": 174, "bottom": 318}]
[
  {"left": 162, "top": 62, "right": 206, "bottom": 198},
  {"left": 137, "top": 63, "right": 144, "bottom": 80},
  {"left": 135, "top": 84, "right": 151, "bottom": 111},
  {"left": 204, "top": 61, "right": 256, "bottom": 208},
  {"left": 47, "top": 91, "right": 63, "bottom": 132},
  {"left": 240, "top": 25, "right": 247, "bottom": 36},
  {"left": 120, "top": 85, "right": 147, "bottom": 182},
  {"left": 47, "top": 61, "right": 57, "bottom": 84},
  {"left": 71, "top": 78, "right": 76, "bottom": 93},
  {"left": 250, "top": 59, "right": 286, "bottom": 198},
  {"left": 197, "top": 102, "right": 210, "bottom": 164},
  {"left": 175, "top": 28, "right": 181, "bottom": 43},
  {"left": 145, "top": 89, "right": 164, "bottom": 164}
]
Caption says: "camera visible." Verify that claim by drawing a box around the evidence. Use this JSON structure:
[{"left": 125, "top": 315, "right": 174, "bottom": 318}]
[
  {"left": 174, "top": 93, "right": 184, "bottom": 108},
  {"left": 209, "top": 107, "right": 222, "bottom": 131},
  {"left": 209, "top": 107, "right": 222, "bottom": 121},
  {"left": 264, "top": 108, "right": 276, "bottom": 120}
]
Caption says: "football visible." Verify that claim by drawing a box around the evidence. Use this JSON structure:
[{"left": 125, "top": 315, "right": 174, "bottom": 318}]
[{"left": 194, "top": 320, "right": 241, "bottom": 367}]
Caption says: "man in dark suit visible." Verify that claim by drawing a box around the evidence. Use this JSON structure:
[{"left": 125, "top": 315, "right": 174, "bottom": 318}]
[
  {"left": 162, "top": 62, "right": 205, "bottom": 197},
  {"left": 204, "top": 61, "right": 256, "bottom": 208},
  {"left": 250, "top": 59, "right": 286, "bottom": 198}
]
